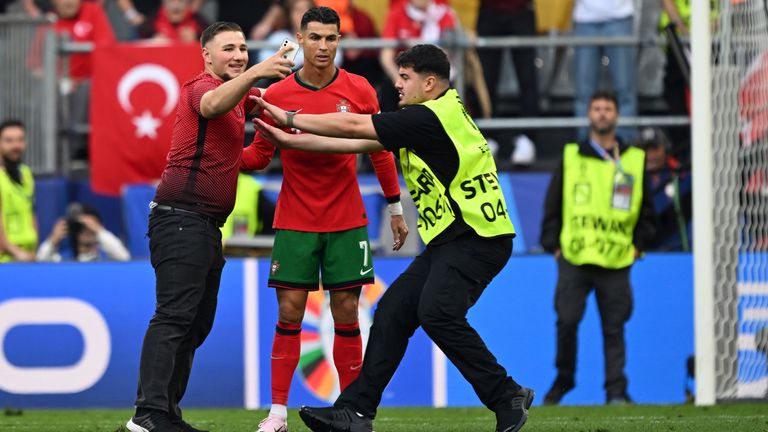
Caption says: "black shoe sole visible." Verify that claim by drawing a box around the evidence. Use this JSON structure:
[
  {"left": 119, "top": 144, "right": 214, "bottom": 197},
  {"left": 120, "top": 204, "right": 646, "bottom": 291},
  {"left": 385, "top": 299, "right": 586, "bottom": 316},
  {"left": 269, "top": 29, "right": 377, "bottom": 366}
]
[
  {"left": 299, "top": 409, "right": 331, "bottom": 432},
  {"left": 503, "top": 413, "right": 528, "bottom": 432},
  {"left": 299, "top": 409, "right": 373, "bottom": 432}
]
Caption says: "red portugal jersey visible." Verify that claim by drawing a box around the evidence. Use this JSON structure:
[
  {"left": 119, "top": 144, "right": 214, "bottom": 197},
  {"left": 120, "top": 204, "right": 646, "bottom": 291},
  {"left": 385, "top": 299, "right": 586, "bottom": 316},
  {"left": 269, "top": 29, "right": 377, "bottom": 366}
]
[
  {"left": 242, "top": 68, "right": 400, "bottom": 232},
  {"left": 155, "top": 72, "right": 260, "bottom": 222}
]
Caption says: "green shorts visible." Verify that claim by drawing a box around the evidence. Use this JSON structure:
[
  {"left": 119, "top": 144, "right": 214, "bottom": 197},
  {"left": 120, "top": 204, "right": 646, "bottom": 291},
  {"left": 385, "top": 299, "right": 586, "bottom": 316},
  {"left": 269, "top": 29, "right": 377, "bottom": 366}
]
[{"left": 267, "top": 227, "right": 374, "bottom": 291}]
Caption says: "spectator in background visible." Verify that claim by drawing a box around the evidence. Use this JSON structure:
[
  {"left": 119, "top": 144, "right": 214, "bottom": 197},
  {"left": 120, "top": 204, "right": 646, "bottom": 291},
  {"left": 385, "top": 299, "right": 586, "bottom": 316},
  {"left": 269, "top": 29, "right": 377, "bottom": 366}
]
[
  {"left": 118, "top": 0, "right": 206, "bottom": 30},
  {"left": 26, "top": 0, "right": 116, "bottom": 161},
  {"left": 540, "top": 91, "right": 655, "bottom": 405},
  {"left": 30, "top": 0, "right": 115, "bottom": 81},
  {"left": 138, "top": 0, "right": 207, "bottom": 42},
  {"left": 572, "top": 0, "right": 637, "bottom": 141},
  {"left": 340, "top": 3, "right": 382, "bottom": 87},
  {"left": 659, "top": 0, "right": 712, "bottom": 153},
  {"left": 639, "top": 127, "right": 691, "bottom": 251},
  {"left": 378, "top": 0, "right": 458, "bottom": 112},
  {"left": 476, "top": 0, "right": 539, "bottom": 167},
  {"left": 0, "top": 120, "right": 37, "bottom": 263},
  {"left": 37, "top": 203, "right": 131, "bottom": 262},
  {"left": 53, "top": 0, "right": 115, "bottom": 161},
  {"left": 221, "top": 174, "right": 276, "bottom": 239}
]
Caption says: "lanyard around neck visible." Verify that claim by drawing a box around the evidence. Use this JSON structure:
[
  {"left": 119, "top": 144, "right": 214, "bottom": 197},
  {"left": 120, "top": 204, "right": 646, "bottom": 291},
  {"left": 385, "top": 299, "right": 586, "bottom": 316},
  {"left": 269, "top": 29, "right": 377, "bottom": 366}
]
[{"left": 589, "top": 139, "right": 623, "bottom": 174}]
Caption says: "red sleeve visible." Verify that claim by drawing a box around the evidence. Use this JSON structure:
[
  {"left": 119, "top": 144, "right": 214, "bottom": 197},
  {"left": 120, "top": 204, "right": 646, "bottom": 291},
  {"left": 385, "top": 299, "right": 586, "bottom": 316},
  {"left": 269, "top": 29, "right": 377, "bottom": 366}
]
[
  {"left": 190, "top": 78, "right": 218, "bottom": 114},
  {"left": 367, "top": 86, "right": 380, "bottom": 113},
  {"left": 369, "top": 150, "right": 401, "bottom": 202},
  {"left": 355, "top": 77, "right": 380, "bottom": 114},
  {"left": 244, "top": 87, "right": 262, "bottom": 114},
  {"left": 241, "top": 117, "right": 276, "bottom": 171},
  {"left": 358, "top": 78, "right": 397, "bottom": 200}
]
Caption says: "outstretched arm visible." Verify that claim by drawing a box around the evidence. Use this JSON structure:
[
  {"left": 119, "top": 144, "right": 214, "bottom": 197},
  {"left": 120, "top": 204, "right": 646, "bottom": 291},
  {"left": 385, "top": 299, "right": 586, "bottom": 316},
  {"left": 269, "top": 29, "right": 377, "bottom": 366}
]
[
  {"left": 254, "top": 96, "right": 379, "bottom": 140},
  {"left": 253, "top": 119, "right": 383, "bottom": 153}
]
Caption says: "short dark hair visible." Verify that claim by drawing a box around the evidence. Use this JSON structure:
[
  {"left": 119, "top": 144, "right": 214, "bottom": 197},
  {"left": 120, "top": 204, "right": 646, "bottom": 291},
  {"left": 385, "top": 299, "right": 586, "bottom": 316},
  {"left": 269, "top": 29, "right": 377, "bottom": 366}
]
[
  {"left": 200, "top": 21, "right": 243, "bottom": 47},
  {"left": 589, "top": 90, "right": 619, "bottom": 111},
  {"left": 301, "top": 6, "right": 340, "bottom": 32},
  {"left": 0, "top": 119, "right": 25, "bottom": 136},
  {"left": 395, "top": 44, "right": 450, "bottom": 81}
]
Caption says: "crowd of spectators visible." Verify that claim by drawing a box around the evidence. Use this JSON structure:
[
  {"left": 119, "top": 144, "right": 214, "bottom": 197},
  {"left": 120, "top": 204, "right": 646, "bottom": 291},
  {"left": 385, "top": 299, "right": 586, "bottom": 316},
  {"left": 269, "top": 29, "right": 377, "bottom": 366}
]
[
  {"left": 0, "top": 0, "right": 700, "bottom": 256},
  {"left": 4, "top": 1, "right": 695, "bottom": 143}
]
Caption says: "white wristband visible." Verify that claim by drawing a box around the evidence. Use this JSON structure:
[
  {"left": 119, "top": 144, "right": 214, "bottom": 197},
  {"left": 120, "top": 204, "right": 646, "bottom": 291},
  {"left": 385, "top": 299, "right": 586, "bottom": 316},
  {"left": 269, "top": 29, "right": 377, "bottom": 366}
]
[{"left": 387, "top": 202, "right": 403, "bottom": 216}]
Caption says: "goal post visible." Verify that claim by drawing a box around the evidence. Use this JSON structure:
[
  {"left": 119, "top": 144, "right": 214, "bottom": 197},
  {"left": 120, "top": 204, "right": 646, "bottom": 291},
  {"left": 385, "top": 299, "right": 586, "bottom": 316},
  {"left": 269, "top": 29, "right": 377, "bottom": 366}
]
[
  {"left": 695, "top": 0, "right": 768, "bottom": 404},
  {"left": 692, "top": 0, "right": 715, "bottom": 407}
]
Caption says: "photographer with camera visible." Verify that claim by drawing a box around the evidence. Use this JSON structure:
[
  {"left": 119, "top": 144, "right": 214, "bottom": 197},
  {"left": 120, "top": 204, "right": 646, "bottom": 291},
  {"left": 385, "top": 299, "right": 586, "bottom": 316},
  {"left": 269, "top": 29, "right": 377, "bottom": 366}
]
[{"left": 37, "top": 203, "right": 130, "bottom": 262}]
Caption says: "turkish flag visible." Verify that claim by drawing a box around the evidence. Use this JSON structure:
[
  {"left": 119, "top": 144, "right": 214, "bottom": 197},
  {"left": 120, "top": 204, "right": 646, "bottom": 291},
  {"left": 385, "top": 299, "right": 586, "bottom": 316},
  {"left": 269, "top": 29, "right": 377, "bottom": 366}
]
[{"left": 90, "top": 43, "right": 201, "bottom": 195}]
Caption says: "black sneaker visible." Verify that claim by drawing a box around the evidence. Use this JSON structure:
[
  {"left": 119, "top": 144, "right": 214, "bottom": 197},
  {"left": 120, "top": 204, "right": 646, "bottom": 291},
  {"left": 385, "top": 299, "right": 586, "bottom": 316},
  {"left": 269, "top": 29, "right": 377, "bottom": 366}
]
[
  {"left": 495, "top": 387, "right": 535, "bottom": 432},
  {"left": 543, "top": 378, "right": 574, "bottom": 406},
  {"left": 171, "top": 418, "right": 208, "bottom": 432},
  {"left": 299, "top": 405, "right": 373, "bottom": 432},
  {"left": 126, "top": 410, "right": 179, "bottom": 432}
]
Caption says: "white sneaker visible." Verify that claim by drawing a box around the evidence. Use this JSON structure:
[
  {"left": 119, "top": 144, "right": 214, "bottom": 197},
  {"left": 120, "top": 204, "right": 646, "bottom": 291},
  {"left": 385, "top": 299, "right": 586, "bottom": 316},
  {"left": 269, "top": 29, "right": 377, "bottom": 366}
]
[{"left": 257, "top": 414, "right": 288, "bottom": 432}]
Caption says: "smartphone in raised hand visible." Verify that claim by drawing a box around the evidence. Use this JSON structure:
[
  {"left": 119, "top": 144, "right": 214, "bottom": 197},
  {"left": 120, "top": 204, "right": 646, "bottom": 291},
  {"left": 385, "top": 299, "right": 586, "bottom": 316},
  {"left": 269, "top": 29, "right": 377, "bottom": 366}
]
[{"left": 280, "top": 39, "right": 300, "bottom": 62}]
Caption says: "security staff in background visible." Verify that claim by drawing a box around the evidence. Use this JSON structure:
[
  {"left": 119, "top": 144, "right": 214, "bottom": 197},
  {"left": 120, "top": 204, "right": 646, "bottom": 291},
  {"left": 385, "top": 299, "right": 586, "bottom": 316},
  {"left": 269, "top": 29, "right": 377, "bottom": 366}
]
[
  {"left": 540, "top": 90, "right": 656, "bottom": 405},
  {"left": 220, "top": 173, "right": 275, "bottom": 240},
  {"left": 252, "top": 44, "right": 534, "bottom": 432},
  {"left": 0, "top": 119, "right": 37, "bottom": 262}
]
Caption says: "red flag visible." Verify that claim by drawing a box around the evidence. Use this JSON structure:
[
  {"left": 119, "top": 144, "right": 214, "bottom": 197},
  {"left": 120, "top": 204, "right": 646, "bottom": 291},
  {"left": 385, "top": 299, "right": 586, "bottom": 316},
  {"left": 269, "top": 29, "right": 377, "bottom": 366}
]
[{"left": 90, "top": 43, "right": 201, "bottom": 195}]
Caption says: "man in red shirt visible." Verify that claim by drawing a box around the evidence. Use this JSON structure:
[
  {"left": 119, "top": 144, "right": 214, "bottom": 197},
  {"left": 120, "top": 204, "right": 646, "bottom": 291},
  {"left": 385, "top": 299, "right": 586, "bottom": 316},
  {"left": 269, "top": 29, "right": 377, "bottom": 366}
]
[
  {"left": 138, "top": 0, "right": 208, "bottom": 42},
  {"left": 48, "top": 0, "right": 116, "bottom": 81},
  {"left": 126, "top": 22, "right": 293, "bottom": 432},
  {"left": 241, "top": 7, "right": 407, "bottom": 432},
  {"left": 30, "top": 0, "right": 117, "bottom": 160}
]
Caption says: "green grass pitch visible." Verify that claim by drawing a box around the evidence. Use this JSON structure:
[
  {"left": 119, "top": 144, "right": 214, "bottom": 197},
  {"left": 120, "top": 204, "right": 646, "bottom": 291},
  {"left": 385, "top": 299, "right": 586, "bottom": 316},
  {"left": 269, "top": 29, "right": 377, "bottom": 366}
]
[{"left": 1, "top": 404, "right": 767, "bottom": 431}]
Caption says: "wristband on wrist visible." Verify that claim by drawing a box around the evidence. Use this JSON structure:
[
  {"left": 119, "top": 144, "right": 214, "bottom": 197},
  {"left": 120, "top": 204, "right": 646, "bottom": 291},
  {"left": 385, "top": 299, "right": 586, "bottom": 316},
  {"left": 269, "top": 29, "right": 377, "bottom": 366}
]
[
  {"left": 286, "top": 110, "right": 297, "bottom": 128},
  {"left": 387, "top": 202, "right": 403, "bottom": 216}
]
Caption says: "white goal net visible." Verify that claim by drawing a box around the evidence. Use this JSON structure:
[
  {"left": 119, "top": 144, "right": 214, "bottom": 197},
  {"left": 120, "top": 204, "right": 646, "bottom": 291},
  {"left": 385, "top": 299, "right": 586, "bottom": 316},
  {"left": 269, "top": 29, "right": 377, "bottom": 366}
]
[{"left": 711, "top": 0, "right": 768, "bottom": 400}]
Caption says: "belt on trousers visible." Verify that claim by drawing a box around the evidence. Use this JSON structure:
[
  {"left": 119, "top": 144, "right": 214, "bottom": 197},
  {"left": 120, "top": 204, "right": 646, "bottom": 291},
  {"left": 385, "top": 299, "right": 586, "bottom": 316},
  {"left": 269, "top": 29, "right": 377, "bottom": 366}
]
[{"left": 150, "top": 202, "right": 224, "bottom": 227}]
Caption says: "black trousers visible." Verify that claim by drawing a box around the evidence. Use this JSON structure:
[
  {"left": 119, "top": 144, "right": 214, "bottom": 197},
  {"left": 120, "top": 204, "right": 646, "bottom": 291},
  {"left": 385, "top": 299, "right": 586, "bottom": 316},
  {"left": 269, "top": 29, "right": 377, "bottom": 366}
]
[
  {"left": 336, "top": 233, "right": 520, "bottom": 417},
  {"left": 134, "top": 210, "right": 225, "bottom": 418},
  {"left": 477, "top": 8, "right": 539, "bottom": 118},
  {"left": 477, "top": 8, "right": 540, "bottom": 159},
  {"left": 553, "top": 257, "right": 633, "bottom": 397}
]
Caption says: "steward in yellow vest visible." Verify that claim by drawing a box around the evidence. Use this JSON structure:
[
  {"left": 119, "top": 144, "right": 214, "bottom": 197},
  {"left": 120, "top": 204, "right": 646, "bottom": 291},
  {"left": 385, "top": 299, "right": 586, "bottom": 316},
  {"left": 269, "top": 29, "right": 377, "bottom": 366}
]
[
  {"left": 400, "top": 87, "right": 515, "bottom": 245},
  {"left": 221, "top": 174, "right": 265, "bottom": 240},
  {"left": 0, "top": 120, "right": 37, "bottom": 262},
  {"left": 249, "top": 44, "right": 532, "bottom": 432},
  {"left": 539, "top": 91, "right": 656, "bottom": 406}
]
